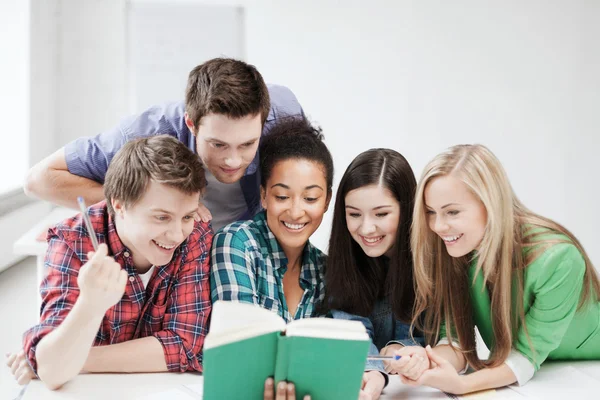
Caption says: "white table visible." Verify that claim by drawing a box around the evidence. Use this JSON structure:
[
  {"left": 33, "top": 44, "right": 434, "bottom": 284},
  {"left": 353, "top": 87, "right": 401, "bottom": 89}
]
[
  {"left": 23, "top": 361, "right": 600, "bottom": 400},
  {"left": 22, "top": 372, "right": 202, "bottom": 400},
  {"left": 12, "top": 207, "right": 78, "bottom": 303}
]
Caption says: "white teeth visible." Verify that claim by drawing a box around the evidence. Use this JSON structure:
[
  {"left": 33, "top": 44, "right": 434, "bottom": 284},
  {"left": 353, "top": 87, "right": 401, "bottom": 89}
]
[
  {"left": 443, "top": 235, "right": 462, "bottom": 242},
  {"left": 283, "top": 222, "right": 307, "bottom": 230},
  {"left": 363, "top": 236, "right": 383, "bottom": 243},
  {"left": 153, "top": 240, "right": 176, "bottom": 249}
]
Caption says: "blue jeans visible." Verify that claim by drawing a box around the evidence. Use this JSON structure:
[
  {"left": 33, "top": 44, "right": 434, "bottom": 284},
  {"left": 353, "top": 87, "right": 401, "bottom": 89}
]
[{"left": 331, "top": 299, "right": 424, "bottom": 374}]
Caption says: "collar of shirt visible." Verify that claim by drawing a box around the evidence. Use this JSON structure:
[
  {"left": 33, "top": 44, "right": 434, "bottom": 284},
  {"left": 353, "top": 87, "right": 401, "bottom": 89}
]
[{"left": 252, "top": 211, "right": 321, "bottom": 290}]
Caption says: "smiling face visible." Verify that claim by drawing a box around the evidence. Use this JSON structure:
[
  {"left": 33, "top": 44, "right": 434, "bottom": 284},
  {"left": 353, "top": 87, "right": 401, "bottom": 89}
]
[
  {"left": 344, "top": 184, "right": 401, "bottom": 258},
  {"left": 260, "top": 158, "right": 330, "bottom": 255},
  {"left": 187, "top": 112, "right": 263, "bottom": 184},
  {"left": 113, "top": 180, "right": 200, "bottom": 270},
  {"left": 424, "top": 174, "right": 488, "bottom": 258}
]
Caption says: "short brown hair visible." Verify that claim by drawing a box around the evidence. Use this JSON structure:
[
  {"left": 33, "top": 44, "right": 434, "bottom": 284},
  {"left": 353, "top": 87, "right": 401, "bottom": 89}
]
[
  {"left": 185, "top": 58, "right": 270, "bottom": 130},
  {"left": 104, "top": 135, "right": 206, "bottom": 215}
]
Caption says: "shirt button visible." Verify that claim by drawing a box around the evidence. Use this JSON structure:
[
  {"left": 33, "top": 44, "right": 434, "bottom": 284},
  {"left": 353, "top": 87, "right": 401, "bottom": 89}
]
[
  {"left": 124, "top": 251, "right": 130, "bottom": 258},
  {"left": 129, "top": 276, "right": 135, "bottom": 282}
]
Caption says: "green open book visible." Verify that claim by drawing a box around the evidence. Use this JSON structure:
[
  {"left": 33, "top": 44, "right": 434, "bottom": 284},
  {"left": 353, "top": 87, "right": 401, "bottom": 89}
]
[{"left": 203, "top": 301, "right": 370, "bottom": 400}]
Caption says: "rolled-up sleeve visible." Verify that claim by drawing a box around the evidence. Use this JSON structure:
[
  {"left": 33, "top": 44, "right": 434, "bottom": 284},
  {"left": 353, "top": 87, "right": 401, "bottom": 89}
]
[
  {"left": 22, "top": 235, "right": 82, "bottom": 375},
  {"left": 64, "top": 121, "right": 131, "bottom": 183},
  {"left": 153, "top": 225, "right": 213, "bottom": 372},
  {"left": 64, "top": 103, "right": 178, "bottom": 183}
]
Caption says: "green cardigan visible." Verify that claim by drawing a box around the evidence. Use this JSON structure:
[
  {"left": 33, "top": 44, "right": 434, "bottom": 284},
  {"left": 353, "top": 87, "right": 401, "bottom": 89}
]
[{"left": 470, "top": 239, "right": 600, "bottom": 370}]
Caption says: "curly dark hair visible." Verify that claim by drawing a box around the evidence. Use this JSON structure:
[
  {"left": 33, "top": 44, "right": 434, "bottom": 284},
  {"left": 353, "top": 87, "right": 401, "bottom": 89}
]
[{"left": 259, "top": 117, "right": 334, "bottom": 195}]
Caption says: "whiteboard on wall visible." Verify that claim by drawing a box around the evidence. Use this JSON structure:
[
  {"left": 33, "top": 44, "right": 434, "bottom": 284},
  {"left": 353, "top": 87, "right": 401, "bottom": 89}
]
[{"left": 127, "top": 1, "right": 245, "bottom": 113}]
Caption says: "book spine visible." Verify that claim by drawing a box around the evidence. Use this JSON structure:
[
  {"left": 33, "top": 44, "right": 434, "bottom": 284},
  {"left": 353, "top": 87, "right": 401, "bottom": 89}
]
[{"left": 274, "top": 333, "right": 290, "bottom": 384}]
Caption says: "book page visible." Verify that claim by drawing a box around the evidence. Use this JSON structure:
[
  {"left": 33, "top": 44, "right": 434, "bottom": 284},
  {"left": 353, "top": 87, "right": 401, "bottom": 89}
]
[
  {"left": 286, "top": 318, "right": 368, "bottom": 340},
  {"left": 205, "top": 301, "right": 286, "bottom": 348}
]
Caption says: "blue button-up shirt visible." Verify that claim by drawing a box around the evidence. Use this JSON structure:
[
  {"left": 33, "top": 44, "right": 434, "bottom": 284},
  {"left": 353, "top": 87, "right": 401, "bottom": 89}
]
[{"left": 65, "top": 84, "right": 304, "bottom": 221}]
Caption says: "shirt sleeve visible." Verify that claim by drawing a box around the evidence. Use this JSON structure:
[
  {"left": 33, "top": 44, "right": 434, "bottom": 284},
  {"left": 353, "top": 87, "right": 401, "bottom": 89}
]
[
  {"left": 512, "top": 243, "right": 586, "bottom": 378},
  {"left": 64, "top": 119, "right": 131, "bottom": 183},
  {"left": 64, "top": 104, "right": 175, "bottom": 183},
  {"left": 265, "top": 84, "right": 305, "bottom": 121},
  {"left": 505, "top": 349, "right": 536, "bottom": 386},
  {"left": 210, "top": 230, "right": 260, "bottom": 305},
  {"left": 22, "top": 235, "right": 83, "bottom": 375},
  {"left": 153, "top": 224, "right": 213, "bottom": 372},
  {"left": 329, "top": 309, "right": 389, "bottom": 386}
]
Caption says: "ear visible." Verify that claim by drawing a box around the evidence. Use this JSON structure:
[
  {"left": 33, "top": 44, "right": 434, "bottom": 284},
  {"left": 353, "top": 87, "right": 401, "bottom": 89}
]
[
  {"left": 184, "top": 112, "right": 196, "bottom": 134},
  {"left": 112, "top": 198, "right": 124, "bottom": 218},
  {"left": 260, "top": 186, "right": 267, "bottom": 210}
]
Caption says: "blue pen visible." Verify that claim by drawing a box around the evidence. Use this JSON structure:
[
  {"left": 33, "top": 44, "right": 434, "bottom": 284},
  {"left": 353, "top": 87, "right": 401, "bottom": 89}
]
[
  {"left": 77, "top": 196, "right": 99, "bottom": 251},
  {"left": 366, "top": 355, "right": 401, "bottom": 361}
]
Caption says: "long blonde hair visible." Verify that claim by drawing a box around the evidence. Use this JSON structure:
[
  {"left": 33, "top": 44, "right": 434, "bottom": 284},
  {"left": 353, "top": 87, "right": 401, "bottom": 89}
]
[{"left": 411, "top": 144, "right": 600, "bottom": 370}]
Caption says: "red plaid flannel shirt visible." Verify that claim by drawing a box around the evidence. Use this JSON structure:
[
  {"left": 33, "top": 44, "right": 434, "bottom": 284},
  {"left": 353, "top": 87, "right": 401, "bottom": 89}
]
[{"left": 23, "top": 201, "right": 213, "bottom": 373}]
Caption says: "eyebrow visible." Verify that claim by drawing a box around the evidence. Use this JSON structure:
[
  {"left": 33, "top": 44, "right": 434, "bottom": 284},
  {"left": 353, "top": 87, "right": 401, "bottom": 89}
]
[
  {"left": 151, "top": 208, "right": 173, "bottom": 214},
  {"left": 205, "top": 138, "right": 258, "bottom": 145},
  {"left": 425, "top": 203, "right": 460, "bottom": 210},
  {"left": 441, "top": 203, "right": 459, "bottom": 209},
  {"left": 345, "top": 205, "right": 393, "bottom": 210},
  {"left": 204, "top": 138, "right": 225, "bottom": 143},
  {"left": 151, "top": 208, "right": 198, "bottom": 216},
  {"left": 271, "top": 183, "right": 324, "bottom": 191},
  {"left": 185, "top": 207, "right": 199, "bottom": 215}
]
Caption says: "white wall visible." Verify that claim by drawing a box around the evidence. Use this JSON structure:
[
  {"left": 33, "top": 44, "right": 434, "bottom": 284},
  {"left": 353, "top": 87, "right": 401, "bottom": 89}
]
[
  {"left": 31, "top": 0, "right": 244, "bottom": 147},
  {"left": 0, "top": 0, "right": 30, "bottom": 191},
  {"left": 27, "top": 0, "right": 129, "bottom": 154},
  {"left": 29, "top": 0, "right": 58, "bottom": 165},
  {"left": 0, "top": 0, "right": 52, "bottom": 273},
  {"left": 55, "top": 0, "right": 128, "bottom": 147},
  {"left": 19, "top": 0, "right": 600, "bottom": 265},
  {"left": 1, "top": 0, "right": 127, "bottom": 271},
  {"left": 245, "top": 0, "right": 600, "bottom": 264},
  {"left": 128, "top": 1, "right": 245, "bottom": 112}
]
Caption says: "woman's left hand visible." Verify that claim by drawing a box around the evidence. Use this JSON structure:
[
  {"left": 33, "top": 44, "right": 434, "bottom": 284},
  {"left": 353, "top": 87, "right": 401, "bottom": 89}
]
[{"left": 401, "top": 345, "right": 467, "bottom": 395}]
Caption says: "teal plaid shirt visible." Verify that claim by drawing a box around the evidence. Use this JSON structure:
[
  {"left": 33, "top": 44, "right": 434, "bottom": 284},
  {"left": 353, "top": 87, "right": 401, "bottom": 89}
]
[{"left": 210, "top": 211, "right": 326, "bottom": 322}]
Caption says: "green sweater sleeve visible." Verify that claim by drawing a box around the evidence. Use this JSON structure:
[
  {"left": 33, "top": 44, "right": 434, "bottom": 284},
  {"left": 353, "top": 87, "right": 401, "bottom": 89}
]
[
  {"left": 514, "top": 243, "right": 586, "bottom": 370},
  {"left": 439, "top": 322, "right": 446, "bottom": 340},
  {"left": 438, "top": 320, "right": 460, "bottom": 345}
]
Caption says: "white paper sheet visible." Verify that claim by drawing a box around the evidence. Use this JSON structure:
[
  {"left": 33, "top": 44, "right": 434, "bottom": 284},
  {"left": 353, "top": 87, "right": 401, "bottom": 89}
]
[{"left": 509, "top": 364, "right": 600, "bottom": 399}]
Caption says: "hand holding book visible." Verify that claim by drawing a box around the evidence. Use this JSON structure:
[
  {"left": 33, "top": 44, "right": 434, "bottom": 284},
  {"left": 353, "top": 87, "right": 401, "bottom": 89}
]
[
  {"left": 264, "top": 378, "right": 310, "bottom": 400},
  {"left": 203, "top": 301, "right": 371, "bottom": 400}
]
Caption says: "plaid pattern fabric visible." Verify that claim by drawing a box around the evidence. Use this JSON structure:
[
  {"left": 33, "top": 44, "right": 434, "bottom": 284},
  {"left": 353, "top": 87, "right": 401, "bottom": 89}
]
[
  {"left": 210, "top": 211, "right": 326, "bottom": 323},
  {"left": 22, "top": 201, "right": 213, "bottom": 373}
]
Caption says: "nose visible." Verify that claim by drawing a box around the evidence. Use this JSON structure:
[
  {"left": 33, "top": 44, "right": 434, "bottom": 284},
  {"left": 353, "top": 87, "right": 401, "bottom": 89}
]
[
  {"left": 359, "top": 217, "right": 377, "bottom": 236},
  {"left": 289, "top": 200, "right": 305, "bottom": 220},
  {"left": 433, "top": 215, "right": 449, "bottom": 234},
  {"left": 166, "top": 220, "right": 186, "bottom": 244},
  {"left": 223, "top": 151, "right": 242, "bottom": 169}
]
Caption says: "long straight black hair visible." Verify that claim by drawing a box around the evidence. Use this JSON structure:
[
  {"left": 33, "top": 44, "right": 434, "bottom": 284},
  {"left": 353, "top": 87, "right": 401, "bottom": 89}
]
[{"left": 323, "top": 148, "right": 417, "bottom": 322}]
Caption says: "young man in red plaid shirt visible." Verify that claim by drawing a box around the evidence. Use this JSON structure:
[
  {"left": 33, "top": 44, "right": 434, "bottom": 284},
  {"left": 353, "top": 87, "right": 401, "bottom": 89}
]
[{"left": 6, "top": 135, "right": 213, "bottom": 390}]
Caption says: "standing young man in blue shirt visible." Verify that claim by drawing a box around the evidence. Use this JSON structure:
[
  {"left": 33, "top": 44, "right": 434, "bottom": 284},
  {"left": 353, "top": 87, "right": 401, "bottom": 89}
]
[{"left": 24, "top": 58, "right": 304, "bottom": 230}]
